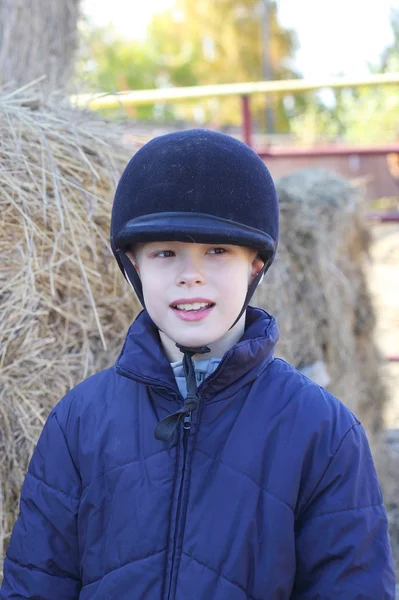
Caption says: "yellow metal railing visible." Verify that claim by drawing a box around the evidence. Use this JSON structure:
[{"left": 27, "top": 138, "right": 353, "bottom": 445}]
[
  {"left": 72, "top": 73, "right": 399, "bottom": 110},
  {"left": 72, "top": 72, "right": 399, "bottom": 148}
]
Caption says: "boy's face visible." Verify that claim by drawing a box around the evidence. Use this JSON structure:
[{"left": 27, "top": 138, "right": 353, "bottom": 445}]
[{"left": 127, "top": 241, "right": 264, "bottom": 358}]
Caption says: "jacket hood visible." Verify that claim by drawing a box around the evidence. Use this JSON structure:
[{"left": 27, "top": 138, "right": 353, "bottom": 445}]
[{"left": 115, "top": 305, "right": 279, "bottom": 400}]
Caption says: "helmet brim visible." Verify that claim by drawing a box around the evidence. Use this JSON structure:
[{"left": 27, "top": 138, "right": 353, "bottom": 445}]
[{"left": 112, "top": 212, "right": 276, "bottom": 265}]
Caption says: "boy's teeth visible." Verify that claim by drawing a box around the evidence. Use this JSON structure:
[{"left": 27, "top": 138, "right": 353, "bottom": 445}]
[{"left": 175, "top": 302, "right": 211, "bottom": 311}]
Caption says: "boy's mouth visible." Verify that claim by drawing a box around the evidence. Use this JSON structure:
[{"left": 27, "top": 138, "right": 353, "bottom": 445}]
[{"left": 170, "top": 299, "right": 215, "bottom": 321}]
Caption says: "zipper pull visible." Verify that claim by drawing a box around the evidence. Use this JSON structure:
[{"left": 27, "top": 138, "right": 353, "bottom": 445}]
[{"left": 182, "top": 412, "right": 192, "bottom": 430}]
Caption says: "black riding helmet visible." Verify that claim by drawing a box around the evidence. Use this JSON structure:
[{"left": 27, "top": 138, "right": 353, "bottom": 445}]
[{"left": 110, "top": 129, "right": 279, "bottom": 443}]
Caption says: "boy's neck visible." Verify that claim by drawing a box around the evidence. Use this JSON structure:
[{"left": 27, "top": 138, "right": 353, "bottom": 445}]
[{"left": 159, "top": 313, "right": 247, "bottom": 363}]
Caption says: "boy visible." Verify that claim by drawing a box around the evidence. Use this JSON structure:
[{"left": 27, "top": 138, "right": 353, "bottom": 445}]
[{"left": 1, "top": 129, "right": 395, "bottom": 599}]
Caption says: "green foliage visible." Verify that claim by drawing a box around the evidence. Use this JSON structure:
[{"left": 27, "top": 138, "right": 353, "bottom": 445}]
[
  {"left": 146, "top": 0, "right": 301, "bottom": 129},
  {"left": 76, "top": 1, "right": 301, "bottom": 130},
  {"left": 76, "top": 25, "right": 158, "bottom": 119}
]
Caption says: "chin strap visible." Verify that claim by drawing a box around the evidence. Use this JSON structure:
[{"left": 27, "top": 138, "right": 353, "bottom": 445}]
[{"left": 154, "top": 344, "right": 211, "bottom": 443}]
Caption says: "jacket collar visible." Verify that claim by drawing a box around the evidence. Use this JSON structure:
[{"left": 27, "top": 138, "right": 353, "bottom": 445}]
[{"left": 115, "top": 306, "right": 279, "bottom": 400}]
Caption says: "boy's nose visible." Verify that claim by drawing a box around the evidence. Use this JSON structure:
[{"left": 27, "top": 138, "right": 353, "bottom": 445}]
[
  {"left": 177, "top": 271, "right": 206, "bottom": 286},
  {"left": 176, "top": 258, "right": 206, "bottom": 286}
]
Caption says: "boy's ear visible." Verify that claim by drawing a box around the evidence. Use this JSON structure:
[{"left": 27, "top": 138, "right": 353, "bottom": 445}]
[
  {"left": 250, "top": 253, "right": 265, "bottom": 284},
  {"left": 251, "top": 252, "right": 264, "bottom": 272}
]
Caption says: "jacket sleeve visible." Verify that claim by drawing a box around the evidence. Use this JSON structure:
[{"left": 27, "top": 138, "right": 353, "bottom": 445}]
[
  {"left": 292, "top": 422, "right": 396, "bottom": 599},
  {"left": 0, "top": 408, "right": 82, "bottom": 600}
]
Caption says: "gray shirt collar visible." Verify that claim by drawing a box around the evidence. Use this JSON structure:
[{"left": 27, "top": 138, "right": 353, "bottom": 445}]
[{"left": 170, "top": 357, "right": 222, "bottom": 398}]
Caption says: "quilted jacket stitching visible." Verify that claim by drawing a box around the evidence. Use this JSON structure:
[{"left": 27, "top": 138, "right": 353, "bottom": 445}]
[
  {"left": 297, "top": 422, "right": 360, "bottom": 517},
  {"left": 195, "top": 446, "right": 295, "bottom": 512},
  {"left": 80, "top": 447, "right": 171, "bottom": 495},
  {"left": 25, "top": 471, "right": 80, "bottom": 503},
  {"left": 83, "top": 548, "right": 167, "bottom": 587},
  {"left": 299, "top": 502, "right": 384, "bottom": 522},
  {"left": 182, "top": 551, "right": 260, "bottom": 600},
  {"left": 53, "top": 410, "right": 81, "bottom": 476},
  {"left": 4, "top": 555, "right": 81, "bottom": 582}
]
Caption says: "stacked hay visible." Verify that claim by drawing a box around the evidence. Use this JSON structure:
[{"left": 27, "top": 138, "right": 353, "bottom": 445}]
[
  {"left": 0, "top": 89, "right": 141, "bottom": 568},
  {"left": 255, "top": 169, "right": 386, "bottom": 443}
]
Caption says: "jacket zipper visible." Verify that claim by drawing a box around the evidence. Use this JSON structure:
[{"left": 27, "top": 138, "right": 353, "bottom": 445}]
[
  {"left": 166, "top": 369, "right": 205, "bottom": 599},
  {"left": 166, "top": 412, "right": 191, "bottom": 600}
]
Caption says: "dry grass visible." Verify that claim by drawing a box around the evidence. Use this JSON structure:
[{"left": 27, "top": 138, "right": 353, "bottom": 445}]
[{"left": 0, "top": 86, "right": 141, "bottom": 566}]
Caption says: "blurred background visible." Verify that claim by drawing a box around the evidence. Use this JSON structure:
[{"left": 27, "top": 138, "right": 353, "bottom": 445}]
[
  {"left": 76, "top": 0, "right": 399, "bottom": 145},
  {"left": 0, "top": 0, "right": 399, "bottom": 588}
]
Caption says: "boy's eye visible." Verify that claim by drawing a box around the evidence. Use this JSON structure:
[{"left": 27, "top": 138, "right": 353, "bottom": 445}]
[
  {"left": 208, "top": 247, "right": 226, "bottom": 254},
  {"left": 154, "top": 247, "right": 226, "bottom": 258}
]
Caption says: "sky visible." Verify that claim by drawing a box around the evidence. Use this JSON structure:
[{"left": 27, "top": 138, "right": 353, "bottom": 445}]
[{"left": 82, "top": 0, "right": 396, "bottom": 79}]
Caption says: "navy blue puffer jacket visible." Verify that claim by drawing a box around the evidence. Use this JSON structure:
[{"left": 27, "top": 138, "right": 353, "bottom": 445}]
[{"left": 1, "top": 307, "right": 396, "bottom": 599}]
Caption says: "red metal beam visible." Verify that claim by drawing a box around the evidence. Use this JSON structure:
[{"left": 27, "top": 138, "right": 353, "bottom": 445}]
[
  {"left": 241, "top": 95, "right": 253, "bottom": 149},
  {"left": 258, "top": 144, "right": 399, "bottom": 158},
  {"left": 366, "top": 213, "right": 399, "bottom": 223}
]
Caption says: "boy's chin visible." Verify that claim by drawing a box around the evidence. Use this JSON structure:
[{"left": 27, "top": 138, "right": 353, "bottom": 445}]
[
  {"left": 174, "top": 334, "right": 217, "bottom": 349},
  {"left": 165, "top": 329, "right": 222, "bottom": 351}
]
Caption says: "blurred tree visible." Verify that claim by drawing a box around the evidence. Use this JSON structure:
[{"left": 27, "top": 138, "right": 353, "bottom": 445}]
[
  {"left": 147, "top": 0, "right": 299, "bottom": 130},
  {"left": 79, "top": 27, "right": 158, "bottom": 92},
  {"left": 78, "top": 0, "right": 302, "bottom": 131},
  {"left": 77, "top": 25, "right": 161, "bottom": 119},
  {"left": 0, "top": 0, "right": 80, "bottom": 91},
  {"left": 148, "top": 0, "right": 296, "bottom": 85}
]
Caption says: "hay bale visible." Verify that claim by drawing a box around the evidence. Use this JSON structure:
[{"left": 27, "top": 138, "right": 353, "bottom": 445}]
[
  {"left": 255, "top": 168, "right": 386, "bottom": 443},
  {"left": 0, "top": 88, "right": 142, "bottom": 566}
]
